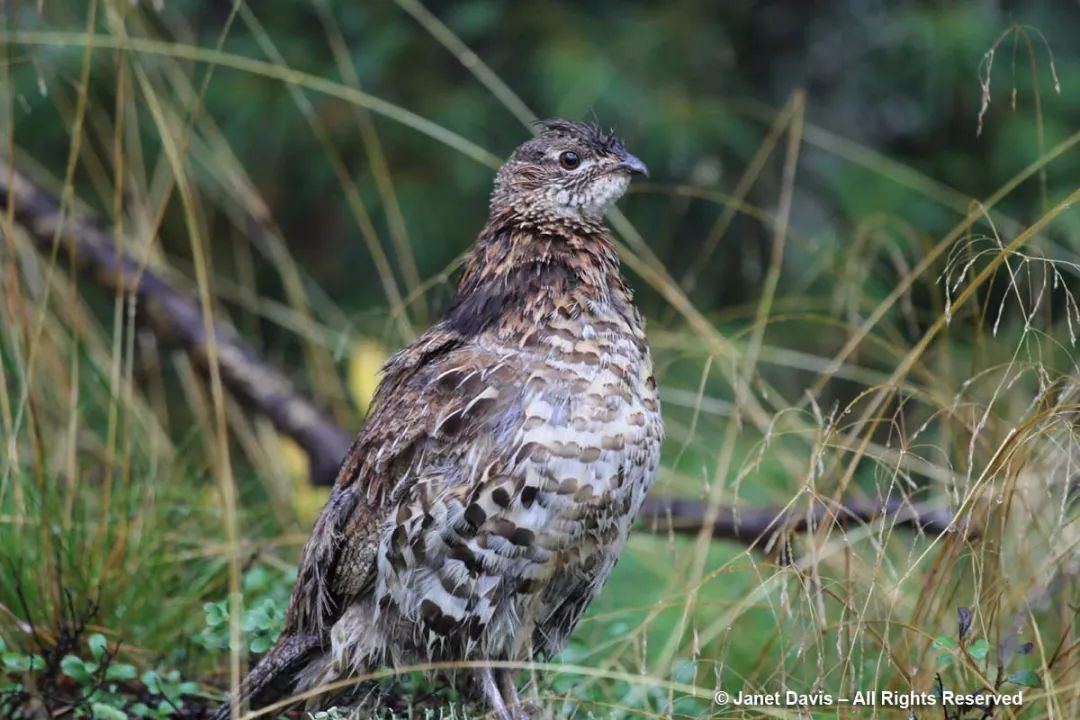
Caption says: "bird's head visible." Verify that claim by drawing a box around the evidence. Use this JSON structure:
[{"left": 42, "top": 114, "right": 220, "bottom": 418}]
[{"left": 490, "top": 119, "right": 648, "bottom": 223}]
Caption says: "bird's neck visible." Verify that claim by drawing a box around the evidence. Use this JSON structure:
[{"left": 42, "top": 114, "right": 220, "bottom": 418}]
[{"left": 444, "top": 214, "right": 634, "bottom": 341}]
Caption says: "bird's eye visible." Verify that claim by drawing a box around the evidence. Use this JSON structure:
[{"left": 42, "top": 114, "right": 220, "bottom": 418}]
[{"left": 558, "top": 151, "right": 581, "bottom": 170}]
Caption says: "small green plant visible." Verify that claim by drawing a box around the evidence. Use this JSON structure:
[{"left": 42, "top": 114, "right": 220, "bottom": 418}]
[
  {"left": 934, "top": 607, "right": 1039, "bottom": 686},
  {"left": 0, "top": 633, "right": 199, "bottom": 719},
  {"left": 130, "top": 669, "right": 201, "bottom": 718},
  {"left": 1, "top": 639, "right": 46, "bottom": 675},
  {"left": 1, "top": 636, "right": 44, "bottom": 716},
  {"left": 58, "top": 633, "right": 137, "bottom": 718},
  {"left": 930, "top": 607, "right": 1041, "bottom": 719},
  {"left": 197, "top": 565, "right": 294, "bottom": 655}
]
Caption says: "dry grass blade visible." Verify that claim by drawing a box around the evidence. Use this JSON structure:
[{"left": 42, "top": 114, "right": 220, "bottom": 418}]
[{"left": 2, "top": 6, "right": 1078, "bottom": 719}]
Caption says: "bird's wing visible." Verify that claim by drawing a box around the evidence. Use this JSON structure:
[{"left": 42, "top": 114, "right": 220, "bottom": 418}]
[{"left": 284, "top": 326, "right": 523, "bottom": 638}]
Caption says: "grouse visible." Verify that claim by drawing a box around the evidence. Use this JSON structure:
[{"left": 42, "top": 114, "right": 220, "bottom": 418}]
[{"left": 212, "top": 119, "right": 663, "bottom": 719}]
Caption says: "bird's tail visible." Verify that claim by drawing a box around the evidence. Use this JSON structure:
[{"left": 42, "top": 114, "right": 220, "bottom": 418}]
[{"left": 209, "top": 632, "right": 322, "bottom": 720}]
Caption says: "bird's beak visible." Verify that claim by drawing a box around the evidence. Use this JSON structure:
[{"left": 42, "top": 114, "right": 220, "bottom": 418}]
[{"left": 614, "top": 152, "right": 649, "bottom": 178}]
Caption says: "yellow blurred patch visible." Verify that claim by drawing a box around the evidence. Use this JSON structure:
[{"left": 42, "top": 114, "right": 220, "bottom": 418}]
[
  {"left": 276, "top": 433, "right": 310, "bottom": 482},
  {"left": 276, "top": 434, "right": 329, "bottom": 524},
  {"left": 347, "top": 337, "right": 388, "bottom": 414},
  {"left": 268, "top": 337, "right": 385, "bottom": 524},
  {"left": 295, "top": 483, "right": 331, "bottom": 525}
]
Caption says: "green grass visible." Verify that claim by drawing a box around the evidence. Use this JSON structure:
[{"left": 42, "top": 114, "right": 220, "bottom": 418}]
[{"left": 2, "top": 3, "right": 1080, "bottom": 719}]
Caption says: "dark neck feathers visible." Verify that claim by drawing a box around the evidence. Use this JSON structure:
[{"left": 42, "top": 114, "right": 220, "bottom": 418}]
[{"left": 444, "top": 210, "right": 627, "bottom": 339}]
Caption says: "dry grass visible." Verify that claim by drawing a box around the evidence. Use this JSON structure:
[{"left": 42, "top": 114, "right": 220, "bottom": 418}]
[{"left": 1, "top": 3, "right": 1078, "bottom": 719}]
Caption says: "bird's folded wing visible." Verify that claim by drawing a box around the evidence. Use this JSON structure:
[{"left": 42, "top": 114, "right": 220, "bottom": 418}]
[{"left": 284, "top": 326, "right": 524, "bottom": 638}]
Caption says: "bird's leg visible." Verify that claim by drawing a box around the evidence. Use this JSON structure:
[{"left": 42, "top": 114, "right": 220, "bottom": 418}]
[
  {"left": 496, "top": 669, "right": 531, "bottom": 717},
  {"left": 479, "top": 667, "right": 514, "bottom": 720}
]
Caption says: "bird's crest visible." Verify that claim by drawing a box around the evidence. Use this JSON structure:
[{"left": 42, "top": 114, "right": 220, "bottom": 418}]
[{"left": 533, "top": 118, "right": 623, "bottom": 154}]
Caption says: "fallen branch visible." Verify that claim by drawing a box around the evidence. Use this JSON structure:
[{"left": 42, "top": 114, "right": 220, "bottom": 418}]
[
  {"left": 0, "top": 157, "right": 978, "bottom": 548},
  {"left": 638, "top": 494, "right": 976, "bottom": 554},
  {"left": 0, "top": 157, "right": 352, "bottom": 487}
]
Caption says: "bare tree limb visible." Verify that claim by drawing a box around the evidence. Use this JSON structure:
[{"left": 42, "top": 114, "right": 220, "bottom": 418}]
[
  {"left": 0, "top": 156, "right": 979, "bottom": 548},
  {"left": 638, "top": 494, "right": 976, "bottom": 553},
  {"left": 0, "top": 157, "right": 352, "bottom": 487}
]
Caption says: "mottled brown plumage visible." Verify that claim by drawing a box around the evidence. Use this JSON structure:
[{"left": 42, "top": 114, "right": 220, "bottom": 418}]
[{"left": 212, "top": 119, "right": 662, "bottom": 719}]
